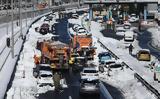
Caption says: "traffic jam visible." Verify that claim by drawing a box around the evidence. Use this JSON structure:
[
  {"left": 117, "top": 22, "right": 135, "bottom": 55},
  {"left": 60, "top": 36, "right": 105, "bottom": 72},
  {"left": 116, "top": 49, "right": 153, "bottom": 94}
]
[{"left": 5, "top": 3, "right": 160, "bottom": 99}]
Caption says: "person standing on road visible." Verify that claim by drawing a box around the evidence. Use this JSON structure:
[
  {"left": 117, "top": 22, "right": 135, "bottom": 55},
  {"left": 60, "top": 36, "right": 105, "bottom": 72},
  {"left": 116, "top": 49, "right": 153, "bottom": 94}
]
[
  {"left": 53, "top": 72, "right": 61, "bottom": 92},
  {"left": 129, "top": 44, "right": 133, "bottom": 55}
]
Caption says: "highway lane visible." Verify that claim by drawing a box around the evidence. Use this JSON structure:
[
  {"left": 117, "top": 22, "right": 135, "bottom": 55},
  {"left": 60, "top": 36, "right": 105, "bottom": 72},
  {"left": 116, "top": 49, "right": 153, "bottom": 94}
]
[
  {"left": 38, "top": 11, "right": 125, "bottom": 99},
  {"left": 38, "top": 13, "right": 100, "bottom": 99}
]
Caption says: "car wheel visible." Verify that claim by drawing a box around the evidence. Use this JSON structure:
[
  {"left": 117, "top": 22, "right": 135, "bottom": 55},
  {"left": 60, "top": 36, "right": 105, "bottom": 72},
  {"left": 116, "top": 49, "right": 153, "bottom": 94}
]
[
  {"left": 99, "top": 66, "right": 104, "bottom": 73},
  {"left": 154, "top": 73, "right": 158, "bottom": 81},
  {"left": 33, "top": 71, "right": 38, "bottom": 78}
]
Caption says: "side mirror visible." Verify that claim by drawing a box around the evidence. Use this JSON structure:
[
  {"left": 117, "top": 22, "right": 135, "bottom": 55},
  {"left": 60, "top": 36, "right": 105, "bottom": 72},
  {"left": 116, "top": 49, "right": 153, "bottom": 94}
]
[{"left": 6, "top": 37, "right": 10, "bottom": 47}]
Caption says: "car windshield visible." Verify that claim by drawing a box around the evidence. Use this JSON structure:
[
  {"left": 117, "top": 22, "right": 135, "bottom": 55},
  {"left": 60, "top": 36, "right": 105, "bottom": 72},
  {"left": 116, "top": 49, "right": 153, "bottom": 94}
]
[{"left": 84, "top": 70, "right": 97, "bottom": 73}]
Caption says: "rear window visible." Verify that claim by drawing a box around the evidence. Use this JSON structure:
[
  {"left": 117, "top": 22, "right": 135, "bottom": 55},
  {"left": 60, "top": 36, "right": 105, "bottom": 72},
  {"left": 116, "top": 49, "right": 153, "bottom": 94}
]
[
  {"left": 40, "top": 66, "right": 51, "bottom": 71},
  {"left": 84, "top": 70, "right": 97, "bottom": 73},
  {"left": 139, "top": 51, "right": 150, "bottom": 54},
  {"left": 41, "top": 74, "right": 52, "bottom": 77},
  {"left": 82, "top": 80, "right": 99, "bottom": 84}
]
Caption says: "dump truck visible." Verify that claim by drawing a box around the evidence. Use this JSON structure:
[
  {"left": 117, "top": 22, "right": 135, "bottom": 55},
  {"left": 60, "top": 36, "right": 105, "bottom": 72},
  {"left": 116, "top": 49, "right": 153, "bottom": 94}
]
[{"left": 35, "top": 38, "right": 70, "bottom": 70}]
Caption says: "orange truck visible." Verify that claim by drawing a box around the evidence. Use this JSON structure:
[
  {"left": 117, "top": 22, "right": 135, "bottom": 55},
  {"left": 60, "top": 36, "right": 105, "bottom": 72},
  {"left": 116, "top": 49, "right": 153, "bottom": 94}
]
[
  {"left": 36, "top": 39, "right": 70, "bottom": 70},
  {"left": 70, "top": 34, "right": 96, "bottom": 60}
]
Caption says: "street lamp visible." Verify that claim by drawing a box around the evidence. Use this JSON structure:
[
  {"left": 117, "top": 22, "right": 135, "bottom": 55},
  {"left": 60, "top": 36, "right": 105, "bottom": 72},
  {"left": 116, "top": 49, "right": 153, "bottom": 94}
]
[
  {"left": 19, "top": 0, "right": 23, "bottom": 37},
  {"left": 6, "top": 0, "right": 9, "bottom": 35},
  {"left": 25, "top": 0, "right": 28, "bottom": 26},
  {"left": 11, "top": 0, "right": 14, "bottom": 58}
]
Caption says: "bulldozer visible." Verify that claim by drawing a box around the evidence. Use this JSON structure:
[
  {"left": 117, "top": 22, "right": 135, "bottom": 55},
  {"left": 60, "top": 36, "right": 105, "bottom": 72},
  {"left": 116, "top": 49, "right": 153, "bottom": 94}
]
[{"left": 35, "top": 37, "right": 70, "bottom": 70}]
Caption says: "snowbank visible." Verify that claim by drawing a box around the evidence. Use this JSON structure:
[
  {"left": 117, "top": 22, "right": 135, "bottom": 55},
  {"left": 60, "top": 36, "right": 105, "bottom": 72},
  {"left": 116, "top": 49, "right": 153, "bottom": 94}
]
[{"left": 148, "top": 27, "right": 160, "bottom": 50}]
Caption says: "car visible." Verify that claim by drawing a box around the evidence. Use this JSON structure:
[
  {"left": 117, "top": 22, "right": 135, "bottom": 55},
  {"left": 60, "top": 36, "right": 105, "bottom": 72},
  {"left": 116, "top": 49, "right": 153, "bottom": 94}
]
[
  {"left": 79, "top": 79, "right": 99, "bottom": 95},
  {"left": 39, "top": 23, "right": 50, "bottom": 35},
  {"left": 33, "top": 64, "right": 51, "bottom": 78},
  {"left": 123, "top": 22, "right": 131, "bottom": 30},
  {"left": 137, "top": 49, "right": 151, "bottom": 61},
  {"left": 98, "top": 52, "right": 112, "bottom": 65},
  {"left": 37, "top": 70, "right": 53, "bottom": 87},
  {"left": 33, "top": 64, "right": 53, "bottom": 87},
  {"left": 124, "top": 30, "right": 134, "bottom": 41},
  {"left": 72, "top": 24, "right": 81, "bottom": 31},
  {"left": 128, "top": 14, "right": 139, "bottom": 23},
  {"left": 98, "top": 52, "right": 123, "bottom": 68},
  {"left": 116, "top": 26, "right": 126, "bottom": 36},
  {"left": 80, "top": 67, "right": 99, "bottom": 80},
  {"left": 72, "top": 13, "right": 79, "bottom": 19}
]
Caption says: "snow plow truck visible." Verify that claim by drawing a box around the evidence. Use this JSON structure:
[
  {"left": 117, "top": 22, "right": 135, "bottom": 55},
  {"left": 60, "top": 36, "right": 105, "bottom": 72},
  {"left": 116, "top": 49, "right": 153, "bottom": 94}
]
[
  {"left": 69, "top": 34, "right": 96, "bottom": 65},
  {"left": 35, "top": 37, "right": 70, "bottom": 70}
]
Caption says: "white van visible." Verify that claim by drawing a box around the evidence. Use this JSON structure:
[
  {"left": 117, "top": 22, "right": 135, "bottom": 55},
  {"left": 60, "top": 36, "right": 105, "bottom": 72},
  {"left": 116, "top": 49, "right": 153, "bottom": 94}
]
[{"left": 124, "top": 30, "right": 134, "bottom": 41}]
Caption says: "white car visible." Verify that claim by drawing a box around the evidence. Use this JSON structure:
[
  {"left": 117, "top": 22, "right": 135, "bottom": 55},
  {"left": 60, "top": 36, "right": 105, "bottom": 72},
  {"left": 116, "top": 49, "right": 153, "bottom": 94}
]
[
  {"left": 79, "top": 79, "right": 99, "bottom": 95},
  {"left": 81, "top": 67, "right": 99, "bottom": 80},
  {"left": 37, "top": 70, "right": 53, "bottom": 87},
  {"left": 129, "top": 14, "right": 139, "bottom": 23},
  {"left": 123, "top": 22, "right": 131, "bottom": 30},
  {"left": 116, "top": 26, "right": 126, "bottom": 36},
  {"left": 124, "top": 30, "right": 134, "bottom": 41}
]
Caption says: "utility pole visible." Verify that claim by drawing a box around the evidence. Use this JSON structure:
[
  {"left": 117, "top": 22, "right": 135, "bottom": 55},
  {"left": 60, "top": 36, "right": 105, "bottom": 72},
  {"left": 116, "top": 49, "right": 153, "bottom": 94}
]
[
  {"left": 25, "top": 0, "right": 28, "bottom": 26},
  {"left": 11, "top": 0, "right": 14, "bottom": 58},
  {"left": 19, "top": 0, "right": 23, "bottom": 37},
  {"left": 6, "top": 0, "right": 9, "bottom": 35}
]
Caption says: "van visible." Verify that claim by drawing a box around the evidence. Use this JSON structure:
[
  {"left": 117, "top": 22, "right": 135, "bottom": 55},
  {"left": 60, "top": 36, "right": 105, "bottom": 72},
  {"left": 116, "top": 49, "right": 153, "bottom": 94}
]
[{"left": 124, "top": 30, "right": 134, "bottom": 41}]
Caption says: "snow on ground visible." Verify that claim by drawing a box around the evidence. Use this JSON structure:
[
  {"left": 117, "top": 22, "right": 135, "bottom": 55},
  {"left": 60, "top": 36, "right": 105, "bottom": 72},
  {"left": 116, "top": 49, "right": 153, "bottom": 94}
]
[
  {"left": 6, "top": 15, "right": 57, "bottom": 99},
  {"left": 148, "top": 27, "right": 160, "bottom": 50},
  {"left": 90, "top": 21, "right": 160, "bottom": 93},
  {"left": 93, "top": 35, "right": 156, "bottom": 99}
]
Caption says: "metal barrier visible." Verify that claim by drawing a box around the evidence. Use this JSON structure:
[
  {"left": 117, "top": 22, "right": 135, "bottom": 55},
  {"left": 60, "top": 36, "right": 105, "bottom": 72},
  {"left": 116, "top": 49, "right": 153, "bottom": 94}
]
[{"left": 99, "top": 81, "right": 113, "bottom": 99}]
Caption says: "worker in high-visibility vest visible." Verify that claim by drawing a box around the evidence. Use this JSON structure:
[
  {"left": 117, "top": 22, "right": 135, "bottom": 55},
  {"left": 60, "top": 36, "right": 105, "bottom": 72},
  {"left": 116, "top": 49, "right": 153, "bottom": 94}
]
[{"left": 33, "top": 55, "right": 40, "bottom": 65}]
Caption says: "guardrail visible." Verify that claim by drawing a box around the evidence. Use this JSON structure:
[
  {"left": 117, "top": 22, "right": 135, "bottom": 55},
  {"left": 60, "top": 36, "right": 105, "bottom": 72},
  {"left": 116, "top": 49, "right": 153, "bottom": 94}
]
[
  {"left": 97, "top": 39, "right": 160, "bottom": 99},
  {"left": 99, "top": 81, "right": 113, "bottom": 99}
]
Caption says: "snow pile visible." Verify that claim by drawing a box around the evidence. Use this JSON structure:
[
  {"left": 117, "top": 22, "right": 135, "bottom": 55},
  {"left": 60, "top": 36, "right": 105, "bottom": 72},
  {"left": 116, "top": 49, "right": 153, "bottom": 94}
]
[
  {"left": 148, "top": 27, "right": 160, "bottom": 50},
  {"left": 6, "top": 16, "right": 56, "bottom": 99},
  {"left": 90, "top": 21, "right": 156, "bottom": 99}
]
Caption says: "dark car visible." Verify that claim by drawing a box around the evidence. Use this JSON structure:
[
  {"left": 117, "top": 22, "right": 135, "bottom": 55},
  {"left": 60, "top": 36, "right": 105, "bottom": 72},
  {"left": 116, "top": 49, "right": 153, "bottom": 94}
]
[{"left": 39, "top": 23, "right": 50, "bottom": 35}]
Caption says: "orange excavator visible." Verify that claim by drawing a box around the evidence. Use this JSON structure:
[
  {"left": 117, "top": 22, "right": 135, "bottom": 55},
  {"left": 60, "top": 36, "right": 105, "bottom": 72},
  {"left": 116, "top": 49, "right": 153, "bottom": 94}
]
[{"left": 35, "top": 38, "right": 70, "bottom": 70}]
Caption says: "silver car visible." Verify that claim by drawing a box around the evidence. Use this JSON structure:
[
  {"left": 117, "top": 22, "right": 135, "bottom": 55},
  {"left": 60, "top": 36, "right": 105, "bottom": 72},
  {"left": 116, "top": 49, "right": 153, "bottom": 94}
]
[{"left": 79, "top": 79, "right": 99, "bottom": 95}]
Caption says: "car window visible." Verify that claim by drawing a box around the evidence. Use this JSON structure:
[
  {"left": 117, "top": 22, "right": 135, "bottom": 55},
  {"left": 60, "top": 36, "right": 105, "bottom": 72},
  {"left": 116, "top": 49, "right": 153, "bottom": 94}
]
[
  {"left": 83, "top": 70, "right": 97, "bottom": 73},
  {"left": 139, "top": 51, "right": 150, "bottom": 54}
]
